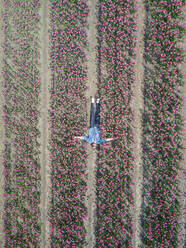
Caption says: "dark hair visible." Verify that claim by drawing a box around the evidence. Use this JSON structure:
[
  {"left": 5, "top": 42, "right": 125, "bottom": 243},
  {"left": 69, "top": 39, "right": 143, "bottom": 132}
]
[
  {"left": 91, "top": 142, "right": 100, "bottom": 151},
  {"left": 97, "top": 144, "right": 100, "bottom": 151}
]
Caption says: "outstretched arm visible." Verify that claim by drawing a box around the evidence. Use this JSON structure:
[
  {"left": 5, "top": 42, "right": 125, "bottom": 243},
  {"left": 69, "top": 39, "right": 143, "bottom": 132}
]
[
  {"left": 98, "top": 137, "right": 116, "bottom": 144},
  {"left": 74, "top": 136, "right": 84, "bottom": 140},
  {"left": 74, "top": 136, "right": 91, "bottom": 144},
  {"left": 106, "top": 138, "right": 115, "bottom": 142}
]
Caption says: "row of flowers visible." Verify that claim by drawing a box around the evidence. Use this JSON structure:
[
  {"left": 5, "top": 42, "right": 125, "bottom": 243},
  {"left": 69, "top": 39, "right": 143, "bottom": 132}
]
[
  {"left": 2, "top": 1, "right": 41, "bottom": 247},
  {"left": 141, "top": 0, "right": 184, "bottom": 247},
  {"left": 3, "top": 0, "right": 184, "bottom": 246},
  {"left": 95, "top": 0, "right": 138, "bottom": 247},
  {"left": 48, "top": 0, "right": 89, "bottom": 247}
]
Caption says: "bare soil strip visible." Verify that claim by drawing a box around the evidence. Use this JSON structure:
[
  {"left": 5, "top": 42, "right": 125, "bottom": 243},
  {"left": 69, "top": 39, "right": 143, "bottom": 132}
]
[
  {"left": 131, "top": 0, "right": 145, "bottom": 247},
  {"left": 85, "top": 150, "right": 97, "bottom": 248},
  {"left": 0, "top": 1, "right": 5, "bottom": 247},
  {"left": 178, "top": 85, "right": 186, "bottom": 247},
  {"left": 85, "top": 0, "right": 98, "bottom": 247},
  {"left": 39, "top": 0, "right": 51, "bottom": 247},
  {"left": 178, "top": 29, "right": 186, "bottom": 247}
]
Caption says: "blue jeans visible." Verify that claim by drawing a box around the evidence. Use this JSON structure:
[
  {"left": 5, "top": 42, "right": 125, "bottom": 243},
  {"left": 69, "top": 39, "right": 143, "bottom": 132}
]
[{"left": 90, "top": 102, "right": 100, "bottom": 128}]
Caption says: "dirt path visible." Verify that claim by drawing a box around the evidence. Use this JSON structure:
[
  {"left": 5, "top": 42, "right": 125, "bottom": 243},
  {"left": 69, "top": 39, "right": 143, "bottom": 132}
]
[
  {"left": 131, "top": 0, "right": 145, "bottom": 247},
  {"left": 39, "top": 0, "right": 51, "bottom": 247},
  {"left": 85, "top": 0, "right": 98, "bottom": 247},
  {"left": 85, "top": 149, "right": 97, "bottom": 248},
  {"left": 178, "top": 78, "right": 186, "bottom": 247},
  {"left": 0, "top": 1, "right": 5, "bottom": 247},
  {"left": 178, "top": 22, "right": 186, "bottom": 247}
]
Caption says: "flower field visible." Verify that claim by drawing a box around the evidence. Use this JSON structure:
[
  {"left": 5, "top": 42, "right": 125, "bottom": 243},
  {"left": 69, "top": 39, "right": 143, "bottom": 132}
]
[
  {"left": 141, "top": 0, "right": 184, "bottom": 247},
  {"left": 95, "top": 0, "right": 138, "bottom": 247},
  {"left": 2, "top": 0, "right": 41, "bottom": 247},
  {"left": 0, "top": 0, "right": 185, "bottom": 247},
  {"left": 48, "top": 0, "right": 89, "bottom": 247}
]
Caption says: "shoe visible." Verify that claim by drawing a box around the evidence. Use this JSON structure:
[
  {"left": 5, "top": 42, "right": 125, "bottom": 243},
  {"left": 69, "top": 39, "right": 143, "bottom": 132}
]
[
  {"left": 96, "top": 98, "right": 100, "bottom": 104},
  {"left": 91, "top": 97, "right": 95, "bottom": 103}
]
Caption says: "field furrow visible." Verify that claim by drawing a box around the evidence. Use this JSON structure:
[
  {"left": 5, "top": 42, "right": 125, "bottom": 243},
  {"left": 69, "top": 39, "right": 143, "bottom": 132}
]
[
  {"left": 39, "top": 0, "right": 51, "bottom": 247},
  {"left": 131, "top": 0, "right": 145, "bottom": 247},
  {"left": 85, "top": 0, "right": 98, "bottom": 247},
  {"left": 179, "top": 17, "right": 186, "bottom": 245},
  {"left": 85, "top": 151, "right": 97, "bottom": 248},
  {"left": 178, "top": 8, "right": 186, "bottom": 245}
]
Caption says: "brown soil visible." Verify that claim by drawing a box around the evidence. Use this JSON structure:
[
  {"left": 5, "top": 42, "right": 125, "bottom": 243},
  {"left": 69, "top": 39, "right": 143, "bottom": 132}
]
[
  {"left": 39, "top": 0, "right": 51, "bottom": 247},
  {"left": 177, "top": 14, "right": 186, "bottom": 246},
  {"left": 84, "top": 0, "right": 99, "bottom": 247},
  {"left": 131, "top": 0, "right": 145, "bottom": 247}
]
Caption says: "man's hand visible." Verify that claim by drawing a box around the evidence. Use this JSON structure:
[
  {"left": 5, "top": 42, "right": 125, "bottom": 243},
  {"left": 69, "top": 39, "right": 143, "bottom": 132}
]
[
  {"left": 106, "top": 138, "right": 115, "bottom": 142},
  {"left": 74, "top": 136, "right": 83, "bottom": 139}
]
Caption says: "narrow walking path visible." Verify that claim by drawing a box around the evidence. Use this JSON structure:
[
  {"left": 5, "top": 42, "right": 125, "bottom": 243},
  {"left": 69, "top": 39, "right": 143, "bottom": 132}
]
[
  {"left": 178, "top": 23, "right": 186, "bottom": 247},
  {"left": 131, "top": 0, "right": 145, "bottom": 247},
  {"left": 85, "top": 0, "right": 99, "bottom": 247},
  {"left": 178, "top": 75, "right": 186, "bottom": 248},
  {"left": 0, "top": 1, "right": 5, "bottom": 247},
  {"left": 86, "top": 150, "right": 97, "bottom": 248},
  {"left": 39, "top": 0, "right": 51, "bottom": 247}
]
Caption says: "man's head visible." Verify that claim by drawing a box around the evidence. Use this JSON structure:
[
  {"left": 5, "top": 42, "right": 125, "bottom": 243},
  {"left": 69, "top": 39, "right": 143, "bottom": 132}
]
[{"left": 92, "top": 142, "right": 97, "bottom": 150}]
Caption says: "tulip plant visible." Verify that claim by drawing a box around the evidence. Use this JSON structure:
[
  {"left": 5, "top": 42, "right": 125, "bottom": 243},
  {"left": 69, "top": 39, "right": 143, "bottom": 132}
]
[
  {"left": 94, "top": 0, "right": 138, "bottom": 247},
  {"left": 48, "top": 0, "right": 89, "bottom": 247},
  {"left": 1, "top": 0, "right": 184, "bottom": 247},
  {"left": 141, "top": 0, "right": 184, "bottom": 247},
  {"left": 2, "top": 0, "right": 41, "bottom": 247}
]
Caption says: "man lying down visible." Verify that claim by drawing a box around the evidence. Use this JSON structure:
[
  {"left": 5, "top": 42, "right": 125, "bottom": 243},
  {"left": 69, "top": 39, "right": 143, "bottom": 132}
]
[{"left": 74, "top": 97, "right": 115, "bottom": 150}]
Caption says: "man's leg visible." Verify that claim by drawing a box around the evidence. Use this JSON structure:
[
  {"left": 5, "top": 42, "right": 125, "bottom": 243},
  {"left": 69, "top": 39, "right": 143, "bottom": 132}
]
[
  {"left": 95, "top": 100, "right": 100, "bottom": 128},
  {"left": 90, "top": 98, "right": 95, "bottom": 128}
]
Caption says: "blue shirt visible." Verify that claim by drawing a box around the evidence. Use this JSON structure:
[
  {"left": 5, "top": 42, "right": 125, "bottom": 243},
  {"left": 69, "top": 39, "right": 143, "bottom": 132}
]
[{"left": 82, "top": 127, "right": 107, "bottom": 144}]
